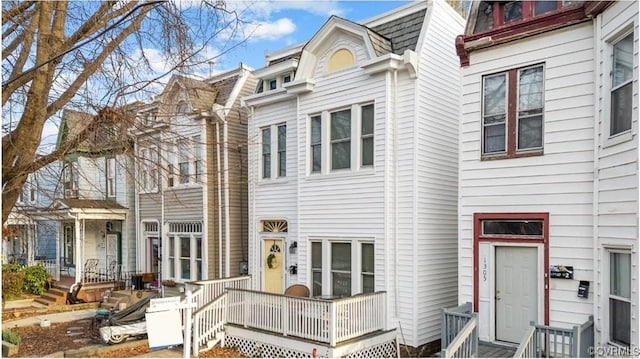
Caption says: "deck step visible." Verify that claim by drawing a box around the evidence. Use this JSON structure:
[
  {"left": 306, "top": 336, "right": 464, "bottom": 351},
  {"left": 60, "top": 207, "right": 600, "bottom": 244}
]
[{"left": 478, "top": 341, "right": 516, "bottom": 358}]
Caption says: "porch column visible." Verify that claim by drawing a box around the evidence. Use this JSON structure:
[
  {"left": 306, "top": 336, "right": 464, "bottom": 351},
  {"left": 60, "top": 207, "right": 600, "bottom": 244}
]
[{"left": 74, "top": 216, "right": 82, "bottom": 284}]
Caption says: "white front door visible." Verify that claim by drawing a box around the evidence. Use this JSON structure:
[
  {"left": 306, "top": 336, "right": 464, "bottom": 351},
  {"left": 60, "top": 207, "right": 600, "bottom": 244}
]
[{"left": 496, "top": 246, "right": 537, "bottom": 343}]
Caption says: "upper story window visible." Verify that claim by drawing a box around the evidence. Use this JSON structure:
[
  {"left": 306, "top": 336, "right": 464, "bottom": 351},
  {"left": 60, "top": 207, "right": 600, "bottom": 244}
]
[
  {"left": 106, "top": 157, "right": 116, "bottom": 198},
  {"left": 261, "top": 124, "right": 287, "bottom": 180},
  {"left": 139, "top": 146, "right": 159, "bottom": 192},
  {"left": 193, "top": 135, "right": 203, "bottom": 182},
  {"left": 609, "top": 32, "right": 634, "bottom": 137},
  {"left": 256, "top": 73, "right": 295, "bottom": 94},
  {"left": 63, "top": 162, "right": 78, "bottom": 198},
  {"left": 176, "top": 101, "right": 190, "bottom": 115},
  {"left": 482, "top": 64, "right": 544, "bottom": 159},
  {"left": 328, "top": 48, "right": 355, "bottom": 73},
  {"left": 167, "top": 143, "right": 175, "bottom": 188},
  {"left": 309, "top": 103, "right": 375, "bottom": 174},
  {"left": 177, "top": 139, "right": 190, "bottom": 184},
  {"left": 473, "top": 1, "right": 576, "bottom": 34}
]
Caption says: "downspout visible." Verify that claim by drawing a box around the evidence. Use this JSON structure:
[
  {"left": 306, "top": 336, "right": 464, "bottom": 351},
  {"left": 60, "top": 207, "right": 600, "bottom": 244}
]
[
  {"left": 223, "top": 116, "right": 231, "bottom": 278},
  {"left": 202, "top": 119, "right": 208, "bottom": 280},
  {"left": 134, "top": 138, "right": 141, "bottom": 271},
  {"left": 592, "top": 14, "right": 601, "bottom": 339},
  {"left": 393, "top": 69, "right": 400, "bottom": 320},
  {"left": 216, "top": 121, "right": 223, "bottom": 278},
  {"left": 74, "top": 213, "right": 81, "bottom": 284}
]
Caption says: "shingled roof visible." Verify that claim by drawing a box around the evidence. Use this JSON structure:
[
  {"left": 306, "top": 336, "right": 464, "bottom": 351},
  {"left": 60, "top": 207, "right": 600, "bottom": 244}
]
[
  {"left": 370, "top": 8, "right": 427, "bottom": 55},
  {"left": 54, "top": 199, "right": 127, "bottom": 210}
]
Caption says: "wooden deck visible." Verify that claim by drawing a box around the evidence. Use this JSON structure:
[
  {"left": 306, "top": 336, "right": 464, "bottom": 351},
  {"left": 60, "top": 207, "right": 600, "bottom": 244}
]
[{"left": 478, "top": 341, "right": 516, "bottom": 358}]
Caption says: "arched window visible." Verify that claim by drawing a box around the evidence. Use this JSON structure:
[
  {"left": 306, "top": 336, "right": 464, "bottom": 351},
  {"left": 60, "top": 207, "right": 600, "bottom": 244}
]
[
  {"left": 327, "top": 49, "right": 354, "bottom": 72},
  {"left": 176, "top": 101, "right": 190, "bottom": 114}
]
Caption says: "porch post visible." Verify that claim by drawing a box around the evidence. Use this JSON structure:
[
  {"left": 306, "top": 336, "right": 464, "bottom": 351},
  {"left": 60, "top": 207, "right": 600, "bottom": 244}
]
[{"left": 74, "top": 216, "right": 82, "bottom": 284}]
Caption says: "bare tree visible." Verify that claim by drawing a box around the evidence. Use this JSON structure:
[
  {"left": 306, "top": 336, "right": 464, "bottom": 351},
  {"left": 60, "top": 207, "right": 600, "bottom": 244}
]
[{"left": 2, "top": 0, "right": 246, "bottom": 224}]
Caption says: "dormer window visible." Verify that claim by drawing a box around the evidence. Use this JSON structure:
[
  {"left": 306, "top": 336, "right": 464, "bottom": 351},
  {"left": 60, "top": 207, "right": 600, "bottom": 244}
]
[
  {"left": 176, "top": 101, "right": 190, "bottom": 114},
  {"left": 327, "top": 48, "right": 354, "bottom": 73},
  {"left": 269, "top": 79, "right": 277, "bottom": 91},
  {"left": 283, "top": 74, "right": 291, "bottom": 83}
]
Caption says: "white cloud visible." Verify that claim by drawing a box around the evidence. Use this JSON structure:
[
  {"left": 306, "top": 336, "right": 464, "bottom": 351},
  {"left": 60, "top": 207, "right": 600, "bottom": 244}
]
[
  {"left": 238, "top": 0, "right": 345, "bottom": 18},
  {"left": 245, "top": 18, "right": 297, "bottom": 41}
]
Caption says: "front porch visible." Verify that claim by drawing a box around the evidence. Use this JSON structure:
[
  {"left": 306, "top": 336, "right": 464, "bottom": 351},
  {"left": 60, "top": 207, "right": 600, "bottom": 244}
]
[
  {"left": 440, "top": 303, "right": 594, "bottom": 358},
  {"left": 183, "top": 278, "right": 398, "bottom": 357}
]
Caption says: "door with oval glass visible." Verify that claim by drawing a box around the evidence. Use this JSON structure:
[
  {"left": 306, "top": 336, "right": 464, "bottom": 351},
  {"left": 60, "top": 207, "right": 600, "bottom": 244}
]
[{"left": 264, "top": 239, "right": 284, "bottom": 293}]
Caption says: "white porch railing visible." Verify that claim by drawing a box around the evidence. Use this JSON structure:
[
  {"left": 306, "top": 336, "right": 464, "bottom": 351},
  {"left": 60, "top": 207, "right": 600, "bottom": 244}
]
[
  {"left": 33, "top": 259, "right": 59, "bottom": 281},
  {"left": 192, "top": 293, "right": 228, "bottom": 355},
  {"left": 441, "top": 302, "right": 474, "bottom": 349},
  {"left": 185, "top": 276, "right": 251, "bottom": 311},
  {"left": 441, "top": 315, "right": 478, "bottom": 358},
  {"left": 514, "top": 325, "right": 539, "bottom": 358},
  {"left": 225, "top": 288, "right": 387, "bottom": 347}
]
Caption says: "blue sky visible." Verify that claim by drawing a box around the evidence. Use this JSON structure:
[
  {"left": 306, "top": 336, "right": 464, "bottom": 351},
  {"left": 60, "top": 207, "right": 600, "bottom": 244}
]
[{"left": 215, "top": 1, "right": 412, "bottom": 71}]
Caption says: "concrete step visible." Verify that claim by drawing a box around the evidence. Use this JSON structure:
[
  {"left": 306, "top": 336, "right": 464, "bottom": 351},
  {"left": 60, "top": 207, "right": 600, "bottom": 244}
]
[
  {"left": 48, "top": 287, "right": 68, "bottom": 297},
  {"left": 35, "top": 296, "right": 60, "bottom": 306}
]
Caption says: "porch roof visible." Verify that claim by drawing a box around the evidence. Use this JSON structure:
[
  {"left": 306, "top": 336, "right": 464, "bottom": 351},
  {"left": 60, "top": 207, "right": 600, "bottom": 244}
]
[{"left": 52, "top": 199, "right": 128, "bottom": 220}]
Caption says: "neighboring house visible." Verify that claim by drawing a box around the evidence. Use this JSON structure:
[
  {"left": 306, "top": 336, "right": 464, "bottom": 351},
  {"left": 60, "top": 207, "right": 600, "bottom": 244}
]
[
  {"left": 51, "top": 107, "right": 137, "bottom": 286},
  {"left": 454, "top": 0, "right": 638, "bottom": 354},
  {"left": 134, "top": 64, "right": 256, "bottom": 289},
  {"left": 3, "top": 162, "right": 61, "bottom": 264},
  {"left": 243, "top": 0, "right": 464, "bottom": 349}
]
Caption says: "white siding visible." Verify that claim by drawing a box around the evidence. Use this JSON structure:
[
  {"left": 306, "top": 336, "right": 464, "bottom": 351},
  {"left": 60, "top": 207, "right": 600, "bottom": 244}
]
[
  {"left": 459, "top": 23, "right": 596, "bottom": 329},
  {"left": 595, "top": 1, "right": 639, "bottom": 348},
  {"left": 248, "top": 98, "right": 299, "bottom": 290},
  {"left": 413, "top": 0, "right": 463, "bottom": 344}
]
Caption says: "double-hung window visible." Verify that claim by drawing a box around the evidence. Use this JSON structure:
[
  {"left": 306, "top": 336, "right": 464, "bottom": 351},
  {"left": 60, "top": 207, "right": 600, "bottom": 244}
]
[
  {"left": 260, "top": 124, "right": 287, "bottom": 180},
  {"left": 167, "top": 222, "right": 204, "bottom": 281},
  {"left": 608, "top": 251, "right": 631, "bottom": 348},
  {"left": 140, "top": 147, "right": 159, "bottom": 192},
  {"left": 262, "top": 127, "right": 271, "bottom": 179},
  {"left": 482, "top": 64, "right": 544, "bottom": 158},
  {"left": 310, "top": 116, "right": 322, "bottom": 173},
  {"left": 106, "top": 157, "right": 116, "bottom": 198},
  {"left": 310, "top": 239, "right": 375, "bottom": 297},
  {"left": 610, "top": 32, "right": 633, "bottom": 137},
  {"left": 167, "top": 143, "right": 175, "bottom": 188},
  {"left": 193, "top": 135, "right": 203, "bottom": 182},
  {"left": 309, "top": 103, "right": 375, "bottom": 174},
  {"left": 178, "top": 139, "right": 190, "bottom": 184}
]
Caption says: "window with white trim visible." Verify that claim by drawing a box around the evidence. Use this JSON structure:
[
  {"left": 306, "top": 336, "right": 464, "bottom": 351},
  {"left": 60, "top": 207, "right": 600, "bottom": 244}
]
[
  {"left": 260, "top": 123, "right": 287, "bottom": 180},
  {"left": 167, "top": 143, "right": 175, "bottom": 188},
  {"left": 106, "top": 157, "right": 116, "bottom": 198},
  {"left": 609, "top": 32, "right": 633, "bottom": 137},
  {"left": 178, "top": 139, "right": 190, "bottom": 184},
  {"left": 193, "top": 135, "right": 202, "bottom": 182},
  {"left": 139, "top": 146, "right": 159, "bottom": 192},
  {"left": 309, "top": 103, "right": 375, "bottom": 174},
  {"left": 310, "top": 238, "right": 374, "bottom": 297},
  {"left": 608, "top": 250, "right": 631, "bottom": 348},
  {"left": 167, "top": 222, "right": 203, "bottom": 281}
]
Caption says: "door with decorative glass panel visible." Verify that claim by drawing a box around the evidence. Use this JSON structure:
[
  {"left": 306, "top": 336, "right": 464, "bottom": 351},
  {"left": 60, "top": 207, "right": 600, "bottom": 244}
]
[{"left": 264, "top": 239, "right": 284, "bottom": 293}]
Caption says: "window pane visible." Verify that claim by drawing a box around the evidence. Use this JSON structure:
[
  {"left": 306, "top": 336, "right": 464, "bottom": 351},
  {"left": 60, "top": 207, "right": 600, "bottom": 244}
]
[
  {"left": 484, "top": 75, "right": 506, "bottom": 116},
  {"left": 610, "top": 253, "right": 631, "bottom": 298},
  {"left": 278, "top": 125, "right": 286, "bottom": 151},
  {"left": 332, "top": 272, "right": 351, "bottom": 297},
  {"left": 504, "top": 1, "right": 522, "bottom": 22},
  {"left": 196, "top": 237, "right": 202, "bottom": 259},
  {"left": 332, "top": 243, "right": 351, "bottom": 271},
  {"left": 181, "top": 259, "right": 191, "bottom": 279},
  {"left": 363, "top": 275, "right": 375, "bottom": 293},
  {"left": 474, "top": 1, "right": 493, "bottom": 33},
  {"left": 332, "top": 142, "right": 351, "bottom": 170},
  {"left": 535, "top": 1, "right": 557, "bottom": 15},
  {"left": 313, "top": 271, "right": 322, "bottom": 297},
  {"left": 362, "top": 243, "right": 374, "bottom": 273},
  {"left": 262, "top": 128, "right": 271, "bottom": 152},
  {"left": 279, "top": 152, "right": 286, "bottom": 177},
  {"left": 611, "top": 83, "right": 632, "bottom": 136},
  {"left": 362, "top": 137, "right": 374, "bottom": 166},
  {"left": 519, "top": 67, "right": 544, "bottom": 111},
  {"left": 613, "top": 34, "right": 633, "bottom": 87},
  {"left": 483, "top": 220, "right": 543, "bottom": 236},
  {"left": 311, "top": 117, "right": 322, "bottom": 144},
  {"left": 331, "top": 110, "right": 351, "bottom": 140},
  {"left": 312, "top": 145, "right": 322, "bottom": 172},
  {"left": 518, "top": 115, "right": 543, "bottom": 149},
  {"left": 181, "top": 237, "right": 190, "bottom": 257},
  {"left": 361, "top": 105, "right": 374, "bottom": 135},
  {"left": 278, "top": 125, "right": 286, "bottom": 177},
  {"left": 610, "top": 298, "right": 631, "bottom": 346},
  {"left": 169, "top": 237, "right": 175, "bottom": 256},
  {"left": 484, "top": 124, "right": 506, "bottom": 153},
  {"left": 196, "top": 260, "right": 202, "bottom": 280}
]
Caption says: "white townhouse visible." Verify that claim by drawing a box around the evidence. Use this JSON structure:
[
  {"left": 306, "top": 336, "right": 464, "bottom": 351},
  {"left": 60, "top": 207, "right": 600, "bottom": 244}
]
[
  {"left": 134, "top": 65, "right": 256, "bottom": 289},
  {"left": 243, "top": 0, "right": 464, "bottom": 349},
  {"left": 454, "top": 0, "right": 638, "bottom": 355}
]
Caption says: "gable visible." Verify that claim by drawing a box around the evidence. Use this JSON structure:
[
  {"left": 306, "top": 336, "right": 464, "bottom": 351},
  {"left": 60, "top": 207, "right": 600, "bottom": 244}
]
[{"left": 314, "top": 33, "right": 369, "bottom": 78}]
